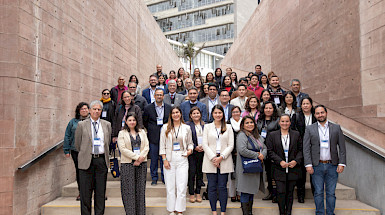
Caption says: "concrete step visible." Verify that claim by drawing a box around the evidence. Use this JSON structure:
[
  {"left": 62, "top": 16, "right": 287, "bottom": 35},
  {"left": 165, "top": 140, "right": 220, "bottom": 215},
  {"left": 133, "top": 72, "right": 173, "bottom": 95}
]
[
  {"left": 62, "top": 181, "right": 356, "bottom": 200},
  {"left": 41, "top": 197, "right": 380, "bottom": 215}
]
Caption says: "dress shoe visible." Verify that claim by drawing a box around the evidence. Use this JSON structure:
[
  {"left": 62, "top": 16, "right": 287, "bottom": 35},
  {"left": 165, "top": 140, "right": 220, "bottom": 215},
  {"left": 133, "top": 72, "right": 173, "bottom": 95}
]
[
  {"left": 272, "top": 196, "right": 278, "bottom": 203},
  {"left": 151, "top": 181, "right": 157, "bottom": 186},
  {"left": 298, "top": 196, "right": 305, "bottom": 203},
  {"left": 262, "top": 192, "right": 273, "bottom": 200},
  {"left": 76, "top": 194, "right": 80, "bottom": 201},
  {"left": 231, "top": 197, "right": 237, "bottom": 202}
]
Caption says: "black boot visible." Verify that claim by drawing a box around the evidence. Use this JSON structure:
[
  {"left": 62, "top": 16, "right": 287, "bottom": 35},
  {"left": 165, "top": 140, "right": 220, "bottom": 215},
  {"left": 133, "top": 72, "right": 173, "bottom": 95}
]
[
  {"left": 248, "top": 200, "right": 253, "bottom": 215},
  {"left": 297, "top": 187, "right": 305, "bottom": 203},
  {"left": 262, "top": 192, "right": 273, "bottom": 200},
  {"left": 241, "top": 202, "right": 250, "bottom": 215}
]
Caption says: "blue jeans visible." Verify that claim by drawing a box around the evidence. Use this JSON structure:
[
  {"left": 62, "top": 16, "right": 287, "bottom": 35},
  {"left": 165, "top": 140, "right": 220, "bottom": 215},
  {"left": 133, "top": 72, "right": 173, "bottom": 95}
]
[
  {"left": 312, "top": 163, "right": 338, "bottom": 215},
  {"left": 149, "top": 143, "right": 164, "bottom": 182},
  {"left": 206, "top": 169, "right": 228, "bottom": 212},
  {"left": 240, "top": 192, "right": 254, "bottom": 203}
]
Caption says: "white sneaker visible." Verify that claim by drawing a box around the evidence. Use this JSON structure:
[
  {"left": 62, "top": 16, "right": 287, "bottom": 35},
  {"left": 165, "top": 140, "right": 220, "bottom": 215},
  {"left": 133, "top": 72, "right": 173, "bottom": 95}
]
[{"left": 169, "top": 212, "right": 175, "bottom": 215}]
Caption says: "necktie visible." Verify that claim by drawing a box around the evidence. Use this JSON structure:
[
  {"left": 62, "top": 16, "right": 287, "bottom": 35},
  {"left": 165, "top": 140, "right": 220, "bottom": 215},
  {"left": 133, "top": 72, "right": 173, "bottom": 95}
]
[{"left": 92, "top": 122, "right": 99, "bottom": 154}]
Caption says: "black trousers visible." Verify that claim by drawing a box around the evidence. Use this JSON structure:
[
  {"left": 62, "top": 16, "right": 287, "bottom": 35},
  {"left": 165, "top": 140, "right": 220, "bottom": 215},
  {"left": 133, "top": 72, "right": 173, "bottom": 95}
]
[
  {"left": 70, "top": 150, "right": 80, "bottom": 192},
  {"left": 265, "top": 159, "right": 276, "bottom": 194},
  {"left": 295, "top": 163, "right": 306, "bottom": 198},
  {"left": 276, "top": 179, "right": 296, "bottom": 215},
  {"left": 79, "top": 157, "right": 108, "bottom": 215},
  {"left": 188, "top": 151, "right": 204, "bottom": 195}
]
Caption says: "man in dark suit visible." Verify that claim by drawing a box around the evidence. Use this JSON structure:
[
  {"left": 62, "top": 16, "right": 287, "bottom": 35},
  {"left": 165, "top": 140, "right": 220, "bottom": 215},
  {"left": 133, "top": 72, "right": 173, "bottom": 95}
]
[
  {"left": 180, "top": 87, "right": 208, "bottom": 122},
  {"left": 303, "top": 105, "right": 346, "bottom": 215},
  {"left": 163, "top": 80, "right": 185, "bottom": 107},
  {"left": 143, "top": 89, "right": 171, "bottom": 185},
  {"left": 75, "top": 100, "right": 112, "bottom": 215},
  {"left": 200, "top": 83, "right": 219, "bottom": 122},
  {"left": 142, "top": 75, "right": 165, "bottom": 104},
  {"left": 209, "top": 89, "right": 233, "bottom": 122}
]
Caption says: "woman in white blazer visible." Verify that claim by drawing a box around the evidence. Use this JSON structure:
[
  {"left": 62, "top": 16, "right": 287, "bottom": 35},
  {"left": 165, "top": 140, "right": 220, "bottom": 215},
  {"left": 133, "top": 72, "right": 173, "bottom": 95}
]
[
  {"left": 117, "top": 112, "right": 149, "bottom": 215},
  {"left": 159, "top": 106, "right": 193, "bottom": 215},
  {"left": 202, "top": 104, "right": 234, "bottom": 215}
]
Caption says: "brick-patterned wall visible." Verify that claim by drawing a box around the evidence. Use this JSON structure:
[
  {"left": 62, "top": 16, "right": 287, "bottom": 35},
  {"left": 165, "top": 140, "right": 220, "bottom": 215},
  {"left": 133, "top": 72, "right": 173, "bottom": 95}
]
[
  {"left": 0, "top": 0, "right": 181, "bottom": 214},
  {"left": 221, "top": 0, "right": 385, "bottom": 145}
]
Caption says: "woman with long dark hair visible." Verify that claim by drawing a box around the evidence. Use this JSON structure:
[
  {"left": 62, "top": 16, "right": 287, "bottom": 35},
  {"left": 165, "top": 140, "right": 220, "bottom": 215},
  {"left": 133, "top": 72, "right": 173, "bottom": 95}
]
[
  {"left": 100, "top": 89, "right": 116, "bottom": 123},
  {"left": 259, "top": 74, "right": 269, "bottom": 89},
  {"left": 260, "top": 89, "right": 272, "bottom": 107},
  {"left": 214, "top": 68, "right": 223, "bottom": 87},
  {"left": 187, "top": 107, "right": 205, "bottom": 203},
  {"left": 64, "top": 102, "right": 89, "bottom": 201},
  {"left": 160, "top": 107, "right": 193, "bottom": 215},
  {"left": 236, "top": 116, "right": 267, "bottom": 215},
  {"left": 194, "top": 77, "right": 204, "bottom": 100},
  {"left": 279, "top": 91, "right": 298, "bottom": 119},
  {"left": 118, "top": 112, "right": 149, "bottom": 215},
  {"left": 242, "top": 96, "right": 260, "bottom": 122},
  {"left": 206, "top": 72, "right": 215, "bottom": 83},
  {"left": 177, "top": 67, "right": 185, "bottom": 79},
  {"left": 166, "top": 70, "right": 177, "bottom": 85},
  {"left": 176, "top": 78, "right": 185, "bottom": 94},
  {"left": 221, "top": 75, "right": 236, "bottom": 97},
  {"left": 202, "top": 105, "right": 234, "bottom": 215},
  {"left": 230, "top": 72, "right": 238, "bottom": 89}
]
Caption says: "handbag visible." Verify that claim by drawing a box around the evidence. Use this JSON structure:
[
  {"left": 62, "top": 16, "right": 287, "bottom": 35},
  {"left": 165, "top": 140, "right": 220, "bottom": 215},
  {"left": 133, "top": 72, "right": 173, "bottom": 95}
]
[
  {"left": 240, "top": 136, "right": 263, "bottom": 173},
  {"left": 109, "top": 149, "right": 120, "bottom": 178}
]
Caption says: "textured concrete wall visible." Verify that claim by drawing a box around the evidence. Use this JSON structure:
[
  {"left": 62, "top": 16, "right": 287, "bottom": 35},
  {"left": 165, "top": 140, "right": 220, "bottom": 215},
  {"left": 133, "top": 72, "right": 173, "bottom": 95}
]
[
  {"left": 221, "top": 0, "right": 385, "bottom": 149},
  {"left": 0, "top": 0, "right": 181, "bottom": 214}
]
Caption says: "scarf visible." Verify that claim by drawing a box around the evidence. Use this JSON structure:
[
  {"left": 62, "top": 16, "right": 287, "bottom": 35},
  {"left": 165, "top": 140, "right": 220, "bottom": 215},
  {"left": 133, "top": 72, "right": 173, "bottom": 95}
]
[
  {"left": 230, "top": 117, "right": 242, "bottom": 132},
  {"left": 100, "top": 97, "right": 111, "bottom": 103}
]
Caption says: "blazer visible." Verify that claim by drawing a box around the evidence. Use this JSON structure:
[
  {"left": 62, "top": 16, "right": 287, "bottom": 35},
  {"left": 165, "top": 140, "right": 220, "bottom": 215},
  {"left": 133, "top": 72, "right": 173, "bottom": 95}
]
[
  {"left": 134, "top": 94, "right": 148, "bottom": 112},
  {"left": 207, "top": 103, "right": 234, "bottom": 123},
  {"left": 292, "top": 111, "right": 317, "bottom": 138},
  {"left": 266, "top": 129, "right": 303, "bottom": 181},
  {"left": 303, "top": 121, "right": 347, "bottom": 166},
  {"left": 164, "top": 93, "right": 186, "bottom": 107},
  {"left": 101, "top": 100, "right": 116, "bottom": 123},
  {"left": 117, "top": 129, "right": 149, "bottom": 163},
  {"left": 202, "top": 123, "right": 234, "bottom": 174},
  {"left": 179, "top": 101, "right": 208, "bottom": 123},
  {"left": 143, "top": 102, "right": 172, "bottom": 145},
  {"left": 159, "top": 123, "right": 194, "bottom": 161},
  {"left": 186, "top": 121, "right": 205, "bottom": 150},
  {"left": 112, "top": 104, "right": 143, "bottom": 138},
  {"left": 257, "top": 117, "right": 280, "bottom": 135},
  {"left": 142, "top": 87, "right": 165, "bottom": 104},
  {"left": 74, "top": 118, "right": 111, "bottom": 170}
]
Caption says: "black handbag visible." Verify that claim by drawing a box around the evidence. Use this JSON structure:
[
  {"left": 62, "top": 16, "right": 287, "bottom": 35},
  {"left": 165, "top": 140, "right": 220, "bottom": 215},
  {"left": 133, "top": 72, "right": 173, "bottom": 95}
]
[
  {"left": 109, "top": 149, "right": 120, "bottom": 178},
  {"left": 240, "top": 136, "right": 263, "bottom": 173}
]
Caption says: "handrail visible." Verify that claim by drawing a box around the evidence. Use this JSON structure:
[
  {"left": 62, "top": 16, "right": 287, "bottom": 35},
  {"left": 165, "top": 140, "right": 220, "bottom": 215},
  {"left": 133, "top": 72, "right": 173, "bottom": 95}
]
[{"left": 18, "top": 140, "right": 64, "bottom": 171}]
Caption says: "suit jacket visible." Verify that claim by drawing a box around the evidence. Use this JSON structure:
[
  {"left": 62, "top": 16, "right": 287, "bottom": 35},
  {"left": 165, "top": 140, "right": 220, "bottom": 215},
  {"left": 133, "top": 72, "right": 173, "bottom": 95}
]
[
  {"left": 142, "top": 87, "right": 165, "bottom": 104},
  {"left": 200, "top": 96, "right": 220, "bottom": 123},
  {"left": 143, "top": 102, "right": 171, "bottom": 145},
  {"left": 266, "top": 129, "right": 303, "bottom": 181},
  {"left": 75, "top": 118, "right": 111, "bottom": 170},
  {"left": 164, "top": 93, "right": 185, "bottom": 107},
  {"left": 180, "top": 101, "right": 208, "bottom": 122},
  {"left": 202, "top": 123, "right": 234, "bottom": 174},
  {"left": 303, "top": 121, "right": 346, "bottom": 166},
  {"left": 112, "top": 104, "right": 143, "bottom": 137},
  {"left": 117, "top": 129, "right": 149, "bottom": 163},
  {"left": 186, "top": 121, "right": 205, "bottom": 149},
  {"left": 292, "top": 111, "right": 317, "bottom": 138},
  {"left": 134, "top": 94, "right": 148, "bottom": 112},
  {"left": 207, "top": 103, "right": 234, "bottom": 123},
  {"left": 159, "top": 123, "right": 194, "bottom": 161}
]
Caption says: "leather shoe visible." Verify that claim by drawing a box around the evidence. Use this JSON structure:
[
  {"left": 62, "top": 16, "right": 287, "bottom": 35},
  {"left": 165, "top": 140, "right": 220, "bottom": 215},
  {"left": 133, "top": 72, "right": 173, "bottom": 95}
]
[
  {"left": 298, "top": 196, "right": 305, "bottom": 203},
  {"left": 262, "top": 192, "right": 273, "bottom": 200},
  {"left": 76, "top": 194, "right": 80, "bottom": 201},
  {"left": 272, "top": 196, "right": 278, "bottom": 203},
  {"left": 151, "top": 181, "right": 157, "bottom": 186}
]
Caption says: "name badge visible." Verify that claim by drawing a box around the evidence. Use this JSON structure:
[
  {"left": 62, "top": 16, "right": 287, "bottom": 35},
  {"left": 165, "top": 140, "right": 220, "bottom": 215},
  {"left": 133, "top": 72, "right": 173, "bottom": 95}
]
[
  {"left": 197, "top": 136, "right": 203, "bottom": 146},
  {"left": 102, "top": 111, "right": 107, "bottom": 118},
  {"left": 122, "top": 120, "right": 125, "bottom": 128},
  {"left": 93, "top": 137, "right": 101, "bottom": 146},
  {"left": 216, "top": 139, "right": 221, "bottom": 154},
  {"left": 284, "top": 149, "right": 289, "bottom": 159},
  {"left": 133, "top": 147, "right": 140, "bottom": 155},
  {"left": 321, "top": 139, "right": 329, "bottom": 148},
  {"left": 261, "top": 129, "right": 267, "bottom": 138},
  {"left": 173, "top": 142, "right": 181, "bottom": 151},
  {"left": 274, "top": 97, "right": 280, "bottom": 104},
  {"left": 157, "top": 117, "right": 163, "bottom": 126},
  {"left": 151, "top": 97, "right": 155, "bottom": 103}
]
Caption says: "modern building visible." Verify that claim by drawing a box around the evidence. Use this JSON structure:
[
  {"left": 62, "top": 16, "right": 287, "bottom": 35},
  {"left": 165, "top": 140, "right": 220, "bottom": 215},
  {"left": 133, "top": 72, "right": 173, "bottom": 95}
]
[{"left": 144, "top": 0, "right": 259, "bottom": 56}]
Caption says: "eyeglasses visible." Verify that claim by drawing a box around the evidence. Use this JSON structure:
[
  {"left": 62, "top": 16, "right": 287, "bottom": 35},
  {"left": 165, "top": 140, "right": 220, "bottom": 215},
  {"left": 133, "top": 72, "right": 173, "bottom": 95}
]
[
  {"left": 103, "top": 93, "right": 110, "bottom": 95},
  {"left": 129, "top": 87, "right": 136, "bottom": 89}
]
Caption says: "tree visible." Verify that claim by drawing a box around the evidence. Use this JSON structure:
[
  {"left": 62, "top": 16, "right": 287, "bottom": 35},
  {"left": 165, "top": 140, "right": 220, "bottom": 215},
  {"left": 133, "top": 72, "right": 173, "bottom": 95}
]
[{"left": 181, "top": 41, "right": 206, "bottom": 74}]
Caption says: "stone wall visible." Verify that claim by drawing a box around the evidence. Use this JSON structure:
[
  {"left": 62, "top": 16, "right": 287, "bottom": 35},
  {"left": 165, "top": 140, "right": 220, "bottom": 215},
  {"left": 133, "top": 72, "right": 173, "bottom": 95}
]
[
  {"left": 221, "top": 0, "right": 385, "bottom": 150},
  {"left": 0, "top": 0, "right": 181, "bottom": 214}
]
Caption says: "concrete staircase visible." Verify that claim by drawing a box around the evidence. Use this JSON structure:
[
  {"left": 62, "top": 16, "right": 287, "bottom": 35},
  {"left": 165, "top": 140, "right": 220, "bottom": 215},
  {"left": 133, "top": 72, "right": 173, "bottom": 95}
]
[{"left": 42, "top": 161, "right": 380, "bottom": 215}]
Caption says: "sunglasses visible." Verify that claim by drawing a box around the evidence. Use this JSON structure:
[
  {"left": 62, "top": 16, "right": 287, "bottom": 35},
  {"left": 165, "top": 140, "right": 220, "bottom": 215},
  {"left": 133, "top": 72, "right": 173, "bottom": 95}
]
[{"left": 103, "top": 93, "right": 110, "bottom": 95}]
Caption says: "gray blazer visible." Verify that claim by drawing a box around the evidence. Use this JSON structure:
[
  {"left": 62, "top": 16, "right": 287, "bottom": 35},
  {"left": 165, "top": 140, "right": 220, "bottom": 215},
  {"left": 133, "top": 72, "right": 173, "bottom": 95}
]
[
  {"left": 200, "top": 96, "right": 218, "bottom": 122},
  {"left": 163, "top": 93, "right": 185, "bottom": 107},
  {"left": 303, "top": 121, "right": 346, "bottom": 166},
  {"left": 236, "top": 132, "right": 267, "bottom": 194},
  {"left": 75, "top": 118, "right": 112, "bottom": 170}
]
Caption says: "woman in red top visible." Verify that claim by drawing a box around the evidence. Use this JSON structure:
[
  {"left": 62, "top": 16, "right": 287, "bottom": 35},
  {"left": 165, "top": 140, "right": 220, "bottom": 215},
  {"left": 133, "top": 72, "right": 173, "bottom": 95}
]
[{"left": 221, "top": 75, "right": 235, "bottom": 97}]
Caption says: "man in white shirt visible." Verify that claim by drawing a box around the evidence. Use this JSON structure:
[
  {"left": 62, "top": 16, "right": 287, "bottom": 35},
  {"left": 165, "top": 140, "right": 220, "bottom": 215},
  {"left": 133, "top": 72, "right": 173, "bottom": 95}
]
[
  {"left": 200, "top": 83, "right": 219, "bottom": 122},
  {"left": 303, "top": 105, "right": 346, "bottom": 215},
  {"left": 230, "top": 84, "right": 248, "bottom": 112}
]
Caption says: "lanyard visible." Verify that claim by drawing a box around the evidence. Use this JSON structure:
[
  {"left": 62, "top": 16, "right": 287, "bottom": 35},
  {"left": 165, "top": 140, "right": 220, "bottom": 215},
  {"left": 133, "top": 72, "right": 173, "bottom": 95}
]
[
  {"left": 215, "top": 127, "right": 221, "bottom": 139},
  {"left": 93, "top": 121, "right": 99, "bottom": 137},
  {"left": 318, "top": 124, "right": 329, "bottom": 139},
  {"left": 239, "top": 97, "right": 246, "bottom": 108},
  {"left": 174, "top": 126, "right": 181, "bottom": 139},
  {"left": 304, "top": 114, "right": 312, "bottom": 126},
  {"left": 156, "top": 106, "right": 164, "bottom": 118},
  {"left": 209, "top": 98, "right": 217, "bottom": 106},
  {"left": 195, "top": 124, "right": 202, "bottom": 135}
]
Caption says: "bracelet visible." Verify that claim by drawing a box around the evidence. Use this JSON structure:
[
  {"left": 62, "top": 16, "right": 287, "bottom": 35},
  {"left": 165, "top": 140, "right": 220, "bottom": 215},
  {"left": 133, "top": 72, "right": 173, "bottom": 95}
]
[{"left": 162, "top": 158, "right": 167, "bottom": 161}]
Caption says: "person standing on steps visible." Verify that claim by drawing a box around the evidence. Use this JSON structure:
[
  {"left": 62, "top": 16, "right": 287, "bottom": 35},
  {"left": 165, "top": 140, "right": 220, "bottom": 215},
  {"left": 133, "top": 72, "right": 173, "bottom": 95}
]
[
  {"left": 118, "top": 113, "right": 149, "bottom": 215},
  {"left": 64, "top": 102, "right": 89, "bottom": 201},
  {"left": 75, "top": 100, "right": 112, "bottom": 215},
  {"left": 160, "top": 107, "right": 193, "bottom": 215},
  {"left": 303, "top": 105, "right": 346, "bottom": 215}
]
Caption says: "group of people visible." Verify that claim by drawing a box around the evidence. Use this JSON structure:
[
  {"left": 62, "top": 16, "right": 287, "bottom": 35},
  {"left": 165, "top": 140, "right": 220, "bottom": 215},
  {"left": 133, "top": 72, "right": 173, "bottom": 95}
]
[{"left": 64, "top": 64, "right": 347, "bottom": 215}]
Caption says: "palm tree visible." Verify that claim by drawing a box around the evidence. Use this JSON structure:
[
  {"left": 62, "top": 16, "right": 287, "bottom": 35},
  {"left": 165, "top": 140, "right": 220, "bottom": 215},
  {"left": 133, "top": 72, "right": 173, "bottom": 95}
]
[{"left": 181, "top": 41, "right": 206, "bottom": 74}]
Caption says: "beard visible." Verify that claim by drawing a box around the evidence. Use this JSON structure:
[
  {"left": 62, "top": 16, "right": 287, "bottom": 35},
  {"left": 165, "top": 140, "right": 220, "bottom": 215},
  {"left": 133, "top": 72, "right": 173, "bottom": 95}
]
[{"left": 317, "top": 117, "right": 326, "bottom": 123}]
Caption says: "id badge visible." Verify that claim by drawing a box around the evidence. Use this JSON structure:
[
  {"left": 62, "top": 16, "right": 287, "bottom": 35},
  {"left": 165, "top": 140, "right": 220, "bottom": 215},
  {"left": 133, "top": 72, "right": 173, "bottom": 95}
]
[
  {"left": 321, "top": 139, "right": 329, "bottom": 148},
  {"left": 197, "top": 136, "right": 203, "bottom": 146},
  {"left": 122, "top": 120, "right": 125, "bottom": 128},
  {"left": 173, "top": 142, "right": 181, "bottom": 151},
  {"left": 157, "top": 117, "right": 163, "bottom": 126},
  {"left": 284, "top": 149, "right": 289, "bottom": 160},
  {"left": 93, "top": 137, "right": 101, "bottom": 146},
  {"left": 261, "top": 129, "right": 267, "bottom": 138},
  {"left": 216, "top": 139, "right": 221, "bottom": 154},
  {"left": 133, "top": 147, "right": 140, "bottom": 155},
  {"left": 102, "top": 111, "right": 107, "bottom": 118},
  {"left": 274, "top": 97, "right": 280, "bottom": 104}
]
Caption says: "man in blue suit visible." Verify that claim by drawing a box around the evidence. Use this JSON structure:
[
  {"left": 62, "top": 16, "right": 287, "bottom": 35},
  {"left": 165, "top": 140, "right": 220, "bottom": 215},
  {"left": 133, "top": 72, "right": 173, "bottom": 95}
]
[
  {"left": 180, "top": 87, "right": 208, "bottom": 123},
  {"left": 208, "top": 89, "right": 234, "bottom": 122},
  {"left": 143, "top": 89, "right": 171, "bottom": 185},
  {"left": 142, "top": 75, "right": 165, "bottom": 104}
]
